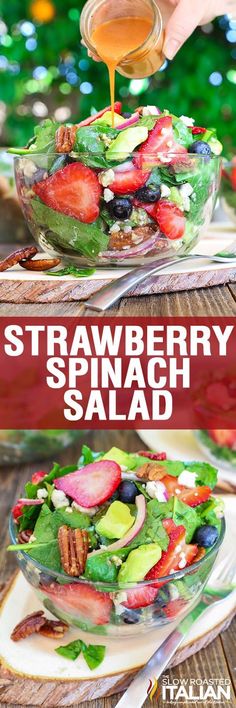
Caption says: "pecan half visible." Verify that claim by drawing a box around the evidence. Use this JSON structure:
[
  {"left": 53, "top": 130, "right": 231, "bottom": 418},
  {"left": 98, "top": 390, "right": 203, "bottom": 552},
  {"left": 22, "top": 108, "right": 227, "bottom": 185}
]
[
  {"left": 58, "top": 525, "right": 89, "bottom": 576},
  {"left": 19, "top": 257, "right": 61, "bottom": 271},
  {"left": 18, "top": 529, "right": 32, "bottom": 544},
  {"left": 0, "top": 246, "right": 38, "bottom": 272},
  {"left": 11, "top": 611, "right": 45, "bottom": 642},
  {"left": 109, "top": 225, "right": 156, "bottom": 252},
  {"left": 38, "top": 619, "right": 68, "bottom": 639},
  {"left": 136, "top": 462, "right": 167, "bottom": 481},
  {"left": 55, "top": 125, "right": 77, "bottom": 153}
]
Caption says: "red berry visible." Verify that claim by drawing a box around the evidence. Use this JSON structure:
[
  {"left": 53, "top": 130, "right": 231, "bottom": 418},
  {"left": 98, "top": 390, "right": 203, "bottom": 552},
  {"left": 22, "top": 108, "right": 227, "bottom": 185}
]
[
  {"left": 161, "top": 475, "right": 184, "bottom": 497},
  {"left": 134, "top": 115, "right": 187, "bottom": 170},
  {"left": 40, "top": 581, "right": 112, "bottom": 625},
  {"left": 12, "top": 500, "right": 25, "bottom": 523},
  {"left": 154, "top": 200, "right": 186, "bottom": 240},
  {"left": 208, "top": 429, "right": 236, "bottom": 449},
  {"left": 230, "top": 166, "right": 236, "bottom": 191},
  {"left": 138, "top": 450, "right": 167, "bottom": 461},
  {"left": 192, "top": 127, "right": 206, "bottom": 135},
  {"left": 33, "top": 162, "right": 102, "bottom": 224},
  {"left": 122, "top": 585, "right": 158, "bottom": 610},
  {"left": 163, "top": 598, "right": 187, "bottom": 619},
  {"left": 31, "top": 470, "right": 46, "bottom": 485},
  {"left": 109, "top": 164, "right": 150, "bottom": 195},
  {"left": 55, "top": 459, "right": 121, "bottom": 508},
  {"left": 178, "top": 486, "right": 211, "bottom": 507},
  {"left": 146, "top": 525, "right": 198, "bottom": 584}
]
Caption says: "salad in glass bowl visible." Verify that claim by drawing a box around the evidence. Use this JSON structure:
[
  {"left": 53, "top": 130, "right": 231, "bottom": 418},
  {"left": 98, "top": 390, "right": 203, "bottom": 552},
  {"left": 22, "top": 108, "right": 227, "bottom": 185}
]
[
  {"left": 195, "top": 429, "right": 236, "bottom": 473},
  {"left": 12, "top": 105, "right": 222, "bottom": 268},
  {"left": 221, "top": 159, "right": 236, "bottom": 224},
  {"left": 9, "top": 445, "right": 224, "bottom": 637}
]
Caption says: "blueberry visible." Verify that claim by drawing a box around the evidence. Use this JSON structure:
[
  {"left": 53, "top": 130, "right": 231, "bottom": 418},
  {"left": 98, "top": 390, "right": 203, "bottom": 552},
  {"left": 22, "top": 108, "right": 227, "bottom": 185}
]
[
  {"left": 189, "top": 140, "right": 212, "bottom": 157},
  {"left": 122, "top": 112, "right": 132, "bottom": 118},
  {"left": 108, "top": 197, "right": 132, "bottom": 220},
  {"left": 122, "top": 609, "right": 141, "bottom": 624},
  {"left": 193, "top": 525, "right": 219, "bottom": 548},
  {"left": 135, "top": 185, "right": 161, "bottom": 202},
  {"left": 118, "top": 480, "right": 138, "bottom": 503}
]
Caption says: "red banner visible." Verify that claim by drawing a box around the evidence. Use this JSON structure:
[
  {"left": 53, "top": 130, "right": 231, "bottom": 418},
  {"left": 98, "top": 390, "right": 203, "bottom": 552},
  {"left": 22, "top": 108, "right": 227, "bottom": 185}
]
[{"left": 0, "top": 317, "right": 236, "bottom": 429}]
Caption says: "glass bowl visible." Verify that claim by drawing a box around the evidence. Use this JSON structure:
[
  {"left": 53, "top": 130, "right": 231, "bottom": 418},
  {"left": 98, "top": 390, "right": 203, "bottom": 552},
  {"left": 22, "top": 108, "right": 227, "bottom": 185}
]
[
  {"left": 14, "top": 153, "right": 221, "bottom": 268},
  {"left": 0, "top": 430, "right": 85, "bottom": 466},
  {"left": 221, "top": 160, "right": 236, "bottom": 225},
  {"left": 9, "top": 514, "right": 225, "bottom": 637},
  {"left": 195, "top": 429, "right": 236, "bottom": 474}
]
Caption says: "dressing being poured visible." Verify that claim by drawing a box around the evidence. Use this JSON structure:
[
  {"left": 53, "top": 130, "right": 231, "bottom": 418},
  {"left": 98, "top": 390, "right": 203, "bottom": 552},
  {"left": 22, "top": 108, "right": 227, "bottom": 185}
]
[{"left": 91, "top": 16, "right": 153, "bottom": 126}]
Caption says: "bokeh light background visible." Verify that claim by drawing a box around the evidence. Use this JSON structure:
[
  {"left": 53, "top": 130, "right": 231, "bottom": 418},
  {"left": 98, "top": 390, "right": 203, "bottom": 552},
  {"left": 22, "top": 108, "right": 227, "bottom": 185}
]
[{"left": 0, "top": 0, "right": 235, "bottom": 155}]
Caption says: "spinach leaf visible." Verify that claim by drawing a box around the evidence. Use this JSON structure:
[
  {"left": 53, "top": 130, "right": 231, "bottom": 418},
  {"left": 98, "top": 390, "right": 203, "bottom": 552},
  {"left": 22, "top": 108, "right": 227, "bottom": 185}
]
[
  {"left": 78, "top": 445, "right": 103, "bottom": 466},
  {"left": 51, "top": 508, "right": 91, "bottom": 534},
  {"left": 44, "top": 462, "right": 78, "bottom": 484},
  {"left": 186, "top": 461, "right": 217, "bottom": 489},
  {"left": 56, "top": 639, "right": 106, "bottom": 669},
  {"left": 85, "top": 553, "right": 119, "bottom": 582},
  {"left": 8, "top": 538, "right": 61, "bottom": 572},
  {"left": 33, "top": 504, "right": 55, "bottom": 542},
  {"left": 74, "top": 125, "right": 118, "bottom": 168},
  {"left": 134, "top": 481, "right": 151, "bottom": 499},
  {"left": 128, "top": 501, "right": 169, "bottom": 551},
  {"left": 29, "top": 119, "right": 59, "bottom": 154},
  {"left": 196, "top": 498, "right": 223, "bottom": 534},
  {"left": 47, "top": 266, "right": 95, "bottom": 277},
  {"left": 31, "top": 199, "right": 109, "bottom": 259},
  {"left": 172, "top": 497, "right": 200, "bottom": 542},
  {"left": 173, "top": 118, "right": 193, "bottom": 149},
  {"left": 18, "top": 505, "right": 42, "bottom": 532}
]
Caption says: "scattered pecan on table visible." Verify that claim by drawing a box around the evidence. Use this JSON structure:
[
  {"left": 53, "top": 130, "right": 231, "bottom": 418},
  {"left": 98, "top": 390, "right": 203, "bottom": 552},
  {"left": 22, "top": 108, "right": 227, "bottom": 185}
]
[
  {"left": 0, "top": 246, "right": 38, "bottom": 272},
  {"left": 58, "top": 525, "right": 89, "bottom": 576},
  {"left": 19, "top": 257, "right": 61, "bottom": 271},
  {"left": 11, "top": 611, "right": 46, "bottom": 641},
  {"left": 136, "top": 462, "right": 167, "bottom": 481},
  {"left": 38, "top": 619, "right": 68, "bottom": 639},
  {"left": 11, "top": 611, "right": 69, "bottom": 642},
  {"left": 55, "top": 124, "right": 77, "bottom": 153}
]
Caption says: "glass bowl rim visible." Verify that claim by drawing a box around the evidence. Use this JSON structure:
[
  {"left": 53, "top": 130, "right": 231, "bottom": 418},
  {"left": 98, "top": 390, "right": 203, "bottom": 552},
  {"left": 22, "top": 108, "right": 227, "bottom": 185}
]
[
  {"left": 9, "top": 512, "right": 225, "bottom": 590},
  {"left": 13, "top": 152, "right": 221, "bottom": 160}
]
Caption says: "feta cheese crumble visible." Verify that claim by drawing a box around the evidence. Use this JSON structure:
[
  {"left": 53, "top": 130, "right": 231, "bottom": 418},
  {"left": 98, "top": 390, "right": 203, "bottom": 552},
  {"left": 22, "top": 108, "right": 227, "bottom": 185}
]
[
  {"left": 37, "top": 488, "right": 48, "bottom": 500},
  {"left": 51, "top": 489, "right": 69, "bottom": 509},
  {"left": 180, "top": 115, "right": 195, "bottom": 127},
  {"left": 98, "top": 169, "right": 115, "bottom": 187},
  {"left": 178, "top": 470, "right": 197, "bottom": 488},
  {"left": 161, "top": 184, "right": 171, "bottom": 198},
  {"left": 142, "top": 106, "right": 160, "bottom": 116},
  {"left": 72, "top": 501, "right": 98, "bottom": 516},
  {"left": 146, "top": 481, "right": 167, "bottom": 503},
  {"left": 110, "top": 222, "right": 121, "bottom": 233},
  {"left": 103, "top": 187, "right": 114, "bottom": 203},
  {"left": 19, "top": 158, "right": 37, "bottom": 178}
]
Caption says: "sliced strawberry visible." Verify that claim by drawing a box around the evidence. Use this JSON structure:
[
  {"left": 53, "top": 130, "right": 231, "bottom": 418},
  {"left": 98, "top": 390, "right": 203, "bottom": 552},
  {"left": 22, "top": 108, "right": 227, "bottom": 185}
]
[
  {"left": 40, "top": 582, "right": 112, "bottom": 625},
  {"left": 161, "top": 475, "right": 184, "bottom": 498},
  {"left": 162, "top": 518, "right": 177, "bottom": 534},
  {"left": 178, "top": 486, "right": 211, "bottom": 507},
  {"left": 146, "top": 526, "right": 198, "bottom": 584},
  {"left": 109, "top": 163, "right": 149, "bottom": 195},
  {"left": 55, "top": 460, "right": 121, "bottom": 508},
  {"left": 138, "top": 450, "right": 167, "bottom": 461},
  {"left": 134, "top": 115, "right": 187, "bottom": 170},
  {"left": 163, "top": 598, "right": 187, "bottom": 619},
  {"left": 230, "top": 166, "right": 236, "bottom": 191},
  {"left": 33, "top": 162, "right": 102, "bottom": 224},
  {"left": 122, "top": 585, "right": 158, "bottom": 610},
  {"left": 208, "top": 429, "right": 236, "bottom": 449},
  {"left": 192, "top": 127, "right": 206, "bottom": 136},
  {"left": 31, "top": 470, "right": 46, "bottom": 485},
  {"left": 76, "top": 102, "right": 122, "bottom": 128},
  {"left": 154, "top": 200, "right": 186, "bottom": 240}
]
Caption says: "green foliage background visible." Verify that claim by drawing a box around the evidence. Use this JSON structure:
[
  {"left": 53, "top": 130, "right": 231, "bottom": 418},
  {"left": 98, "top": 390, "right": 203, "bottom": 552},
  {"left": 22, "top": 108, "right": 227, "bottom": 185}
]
[{"left": 0, "top": 0, "right": 235, "bottom": 155}]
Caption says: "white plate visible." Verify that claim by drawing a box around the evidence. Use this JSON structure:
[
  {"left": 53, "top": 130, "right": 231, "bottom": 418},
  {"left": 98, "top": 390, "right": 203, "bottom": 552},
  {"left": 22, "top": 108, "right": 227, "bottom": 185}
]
[{"left": 0, "top": 496, "right": 235, "bottom": 681}]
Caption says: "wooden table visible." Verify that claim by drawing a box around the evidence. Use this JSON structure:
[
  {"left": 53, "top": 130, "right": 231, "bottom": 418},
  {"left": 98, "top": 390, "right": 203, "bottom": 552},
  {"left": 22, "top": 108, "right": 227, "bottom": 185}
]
[{"left": 0, "top": 429, "right": 235, "bottom": 708}]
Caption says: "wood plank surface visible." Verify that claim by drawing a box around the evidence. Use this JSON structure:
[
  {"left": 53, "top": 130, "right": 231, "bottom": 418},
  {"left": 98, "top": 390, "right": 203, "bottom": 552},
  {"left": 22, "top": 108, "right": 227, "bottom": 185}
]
[{"left": 0, "top": 430, "right": 235, "bottom": 708}]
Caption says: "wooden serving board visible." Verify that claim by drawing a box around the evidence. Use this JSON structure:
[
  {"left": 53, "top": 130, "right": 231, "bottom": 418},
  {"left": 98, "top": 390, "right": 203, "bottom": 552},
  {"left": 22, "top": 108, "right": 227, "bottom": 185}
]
[
  {"left": 0, "top": 495, "right": 235, "bottom": 706},
  {"left": 0, "top": 228, "right": 236, "bottom": 304}
]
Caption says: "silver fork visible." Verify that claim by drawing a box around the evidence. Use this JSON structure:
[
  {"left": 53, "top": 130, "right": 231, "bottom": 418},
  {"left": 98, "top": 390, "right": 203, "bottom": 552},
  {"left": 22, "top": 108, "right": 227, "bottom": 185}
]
[
  {"left": 115, "top": 550, "right": 236, "bottom": 708},
  {"left": 85, "top": 239, "right": 236, "bottom": 312}
]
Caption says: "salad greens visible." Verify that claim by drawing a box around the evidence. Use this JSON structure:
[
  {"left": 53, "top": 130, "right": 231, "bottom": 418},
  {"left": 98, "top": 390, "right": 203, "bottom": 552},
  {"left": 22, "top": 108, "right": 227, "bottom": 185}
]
[{"left": 56, "top": 638, "right": 106, "bottom": 669}]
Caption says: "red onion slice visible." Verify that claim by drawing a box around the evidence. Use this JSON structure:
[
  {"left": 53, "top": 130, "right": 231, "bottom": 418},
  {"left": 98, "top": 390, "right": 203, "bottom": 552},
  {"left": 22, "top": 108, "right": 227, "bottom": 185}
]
[
  {"left": 88, "top": 494, "right": 146, "bottom": 557},
  {"left": 116, "top": 113, "right": 140, "bottom": 130}
]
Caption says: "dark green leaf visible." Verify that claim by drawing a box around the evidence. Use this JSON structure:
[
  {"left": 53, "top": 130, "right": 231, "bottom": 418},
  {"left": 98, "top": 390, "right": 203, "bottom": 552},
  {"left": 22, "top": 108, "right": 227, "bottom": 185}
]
[
  {"left": 56, "top": 639, "right": 82, "bottom": 660},
  {"left": 81, "top": 643, "right": 106, "bottom": 670},
  {"left": 186, "top": 461, "right": 217, "bottom": 489},
  {"left": 78, "top": 445, "right": 103, "bottom": 466}
]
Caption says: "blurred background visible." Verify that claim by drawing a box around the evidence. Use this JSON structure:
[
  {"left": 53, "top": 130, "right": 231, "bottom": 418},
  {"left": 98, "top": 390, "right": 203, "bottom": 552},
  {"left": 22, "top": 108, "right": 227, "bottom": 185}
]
[{"left": 0, "top": 0, "right": 235, "bottom": 155}]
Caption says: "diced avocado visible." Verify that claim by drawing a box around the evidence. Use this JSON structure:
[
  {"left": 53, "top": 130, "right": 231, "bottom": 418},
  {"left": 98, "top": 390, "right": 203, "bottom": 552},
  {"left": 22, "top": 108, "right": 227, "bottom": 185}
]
[
  {"left": 118, "top": 544, "right": 162, "bottom": 583},
  {"left": 169, "top": 187, "right": 184, "bottom": 210},
  {"left": 96, "top": 501, "right": 135, "bottom": 540},
  {"left": 106, "top": 126, "right": 148, "bottom": 161},
  {"left": 93, "top": 111, "right": 126, "bottom": 127},
  {"left": 102, "top": 447, "right": 131, "bottom": 470}
]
